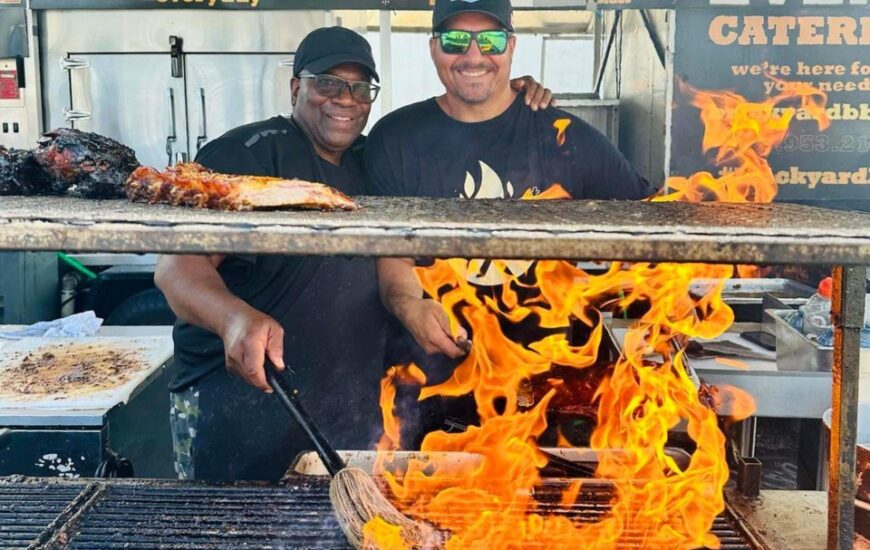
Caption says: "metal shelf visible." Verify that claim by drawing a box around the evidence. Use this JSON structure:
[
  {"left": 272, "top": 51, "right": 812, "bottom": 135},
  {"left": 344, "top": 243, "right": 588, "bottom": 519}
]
[{"left": 1, "top": 196, "right": 870, "bottom": 264}]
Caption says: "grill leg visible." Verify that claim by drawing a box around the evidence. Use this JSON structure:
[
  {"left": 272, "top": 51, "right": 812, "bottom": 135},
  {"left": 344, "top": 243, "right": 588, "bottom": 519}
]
[
  {"left": 736, "top": 417, "right": 757, "bottom": 458},
  {"left": 828, "top": 265, "right": 865, "bottom": 550}
]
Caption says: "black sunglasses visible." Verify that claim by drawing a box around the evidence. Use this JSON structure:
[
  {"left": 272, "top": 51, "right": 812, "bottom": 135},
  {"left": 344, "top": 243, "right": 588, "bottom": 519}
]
[
  {"left": 433, "top": 29, "right": 512, "bottom": 56},
  {"left": 299, "top": 73, "right": 380, "bottom": 104}
]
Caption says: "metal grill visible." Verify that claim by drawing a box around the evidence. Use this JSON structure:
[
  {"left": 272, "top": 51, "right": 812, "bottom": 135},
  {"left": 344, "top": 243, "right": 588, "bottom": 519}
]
[
  {"left": 422, "top": 483, "right": 757, "bottom": 550},
  {"left": 54, "top": 479, "right": 350, "bottom": 550},
  {"left": 0, "top": 480, "right": 87, "bottom": 549},
  {"left": 0, "top": 477, "right": 759, "bottom": 549}
]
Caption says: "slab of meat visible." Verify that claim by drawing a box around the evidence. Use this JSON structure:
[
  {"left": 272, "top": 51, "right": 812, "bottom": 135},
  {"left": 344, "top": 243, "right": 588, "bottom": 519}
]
[
  {"left": 0, "top": 146, "right": 50, "bottom": 195},
  {"left": 33, "top": 128, "right": 139, "bottom": 199},
  {"left": 126, "top": 162, "right": 359, "bottom": 211}
]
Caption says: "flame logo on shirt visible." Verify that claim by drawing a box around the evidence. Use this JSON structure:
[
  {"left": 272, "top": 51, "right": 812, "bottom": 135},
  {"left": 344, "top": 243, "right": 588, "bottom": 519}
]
[
  {"left": 461, "top": 160, "right": 513, "bottom": 199},
  {"left": 554, "top": 118, "right": 571, "bottom": 147},
  {"left": 460, "top": 161, "right": 532, "bottom": 285}
]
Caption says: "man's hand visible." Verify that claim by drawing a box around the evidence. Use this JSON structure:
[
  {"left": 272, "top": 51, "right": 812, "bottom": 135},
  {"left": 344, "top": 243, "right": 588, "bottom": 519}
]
[
  {"left": 220, "top": 307, "right": 285, "bottom": 393},
  {"left": 510, "top": 76, "right": 556, "bottom": 111},
  {"left": 394, "top": 296, "right": 469, "bottom": 359}
]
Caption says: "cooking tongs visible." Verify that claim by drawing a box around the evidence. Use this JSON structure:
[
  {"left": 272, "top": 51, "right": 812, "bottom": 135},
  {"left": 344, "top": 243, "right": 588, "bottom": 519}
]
[{"left": 265, "top": 361, "right": 346, "bottom": 476}]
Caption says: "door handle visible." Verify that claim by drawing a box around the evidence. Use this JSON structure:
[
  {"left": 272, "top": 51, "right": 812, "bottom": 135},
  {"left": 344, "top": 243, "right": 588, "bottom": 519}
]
[
  {"left": 278, "top": 58, "right": 294, "bottom": 68},
  {"left": 165, "top": 88, "right": 177, "bottom": 167},
  {"left": 63, "top": 108, "right": 91, "bottom": 127},
  {"left": 195, "top": 87, "right": 207, "bottom": 153},
  {"left": 60, "top": 57, "right": 90, "bottom": 71},
  {"left": 170, "top": 35, "right": 184, "bottom": 79}
]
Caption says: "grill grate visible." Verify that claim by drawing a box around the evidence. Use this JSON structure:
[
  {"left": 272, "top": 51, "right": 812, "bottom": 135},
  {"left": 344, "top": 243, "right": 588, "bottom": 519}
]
[
  {"left": 0, "top": 477, "right": 759, "bottom": 549},
  {"left": 58, "top": 479, "right": 350, "bottom": 550},
  {"left": 422, "top": 483, "right": 757, "bottom": 550},
  {"left": 0, "top": 480, "right": 88, "bottom": 549}
]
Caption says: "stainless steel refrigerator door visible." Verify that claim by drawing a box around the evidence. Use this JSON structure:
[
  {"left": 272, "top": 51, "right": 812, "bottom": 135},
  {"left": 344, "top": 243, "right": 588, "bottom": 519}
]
[
  {"left": 64, "top": 53, "right": 188, "bottom": 169},
  {"left": 184, "top": 53, "right": 293, "bottom": 158}
]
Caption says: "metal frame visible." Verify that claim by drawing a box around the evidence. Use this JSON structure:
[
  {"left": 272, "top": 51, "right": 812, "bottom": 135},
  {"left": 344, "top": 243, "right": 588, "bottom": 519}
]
[
  {"left": 4, "top": 197, "right": 870, "bottom": 263},
  {"left": 0, "top": 195, "right": 866, "bottom": 547},
  {"left": 830, "top": 265, "right": 865, "bottom": 549}
]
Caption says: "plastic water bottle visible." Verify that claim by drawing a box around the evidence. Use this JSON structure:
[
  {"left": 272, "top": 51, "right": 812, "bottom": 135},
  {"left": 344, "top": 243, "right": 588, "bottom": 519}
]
[
  {"left": 802, "top": 277, "right": 833, "bottom": 339},
  {"left": 817, "top": 326, "right": 870, "bottom": 348}
]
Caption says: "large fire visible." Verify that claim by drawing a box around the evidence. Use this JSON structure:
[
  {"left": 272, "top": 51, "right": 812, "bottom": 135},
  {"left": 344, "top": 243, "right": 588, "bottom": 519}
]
[{"left": 364, "top": 81, "right": 829, "bottom": 549}]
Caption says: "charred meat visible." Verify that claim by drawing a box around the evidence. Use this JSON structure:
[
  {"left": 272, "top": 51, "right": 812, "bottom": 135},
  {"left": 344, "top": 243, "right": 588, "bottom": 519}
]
[
  {"left": 0, "top": 146, "right": 49, "bottom": 195},
  {"left": 126, "top": 162, "right": 359, "bottom": 211},
  {"left": 33, "top": 128, "right": 139, "bottom": 198}
]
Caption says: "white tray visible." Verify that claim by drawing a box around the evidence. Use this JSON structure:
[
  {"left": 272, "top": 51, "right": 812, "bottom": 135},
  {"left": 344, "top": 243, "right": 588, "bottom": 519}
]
[{"left": 0, "top": 336, "right": 172, "bottom": 411}]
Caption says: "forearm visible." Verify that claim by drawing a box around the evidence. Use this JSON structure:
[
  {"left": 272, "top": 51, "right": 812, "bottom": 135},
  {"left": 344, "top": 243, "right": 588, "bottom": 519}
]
[
  {"left": 376, "top": 257, "right": 423, "bottom": 319},
  {"left": 155, "top": 254, "right": 253, "bottom": 336}
]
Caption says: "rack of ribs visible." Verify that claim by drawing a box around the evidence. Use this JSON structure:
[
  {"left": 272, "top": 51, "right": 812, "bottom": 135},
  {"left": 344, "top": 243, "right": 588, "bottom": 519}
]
[{"left": 125, "top": 162, "right": 359, "bottom": 211}]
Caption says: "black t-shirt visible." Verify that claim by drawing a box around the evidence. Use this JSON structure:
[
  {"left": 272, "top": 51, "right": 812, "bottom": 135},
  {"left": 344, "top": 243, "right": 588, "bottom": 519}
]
[
  {"left": 171, "top": 116, "right": 387, "bottom": 407},
  {"left": 363, "top": 95, "right": 653, "bottom": 390},
  {"left": 364, "top": 93, "right": 653, "bottom": 201}
]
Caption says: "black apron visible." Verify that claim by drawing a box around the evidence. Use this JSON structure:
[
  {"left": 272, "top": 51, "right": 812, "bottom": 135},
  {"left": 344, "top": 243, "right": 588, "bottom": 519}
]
[{"left": 191, "top": 255, "right": 387, "bottom": 482}]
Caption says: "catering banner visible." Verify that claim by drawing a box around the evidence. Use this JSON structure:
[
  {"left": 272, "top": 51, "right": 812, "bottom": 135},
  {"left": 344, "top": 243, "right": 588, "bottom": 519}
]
[{"left": 670, "top": 6, "right": 870, "bottom": 209}]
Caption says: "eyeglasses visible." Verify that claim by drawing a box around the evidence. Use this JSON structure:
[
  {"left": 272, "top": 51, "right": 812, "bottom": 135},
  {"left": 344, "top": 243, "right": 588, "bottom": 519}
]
[
  {"left": 433, "top": 29, "right": 512, "bottom": 56},
  {"left": 299, "top": 73, "right": 380, "bottom": 104}
]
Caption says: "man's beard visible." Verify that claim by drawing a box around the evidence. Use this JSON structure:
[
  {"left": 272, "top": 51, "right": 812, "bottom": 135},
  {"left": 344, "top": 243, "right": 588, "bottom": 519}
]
[{"left": 452, "top": 63, "right": 493, "bottom": 105}]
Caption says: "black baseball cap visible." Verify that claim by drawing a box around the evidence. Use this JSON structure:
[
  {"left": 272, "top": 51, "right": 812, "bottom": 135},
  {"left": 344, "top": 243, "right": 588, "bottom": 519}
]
[
  {"left": 433, "top": 0, "right": 514, "bottom": 33},
  {"left": 293, "top": 27, "right": 379, "bottom": 82}
]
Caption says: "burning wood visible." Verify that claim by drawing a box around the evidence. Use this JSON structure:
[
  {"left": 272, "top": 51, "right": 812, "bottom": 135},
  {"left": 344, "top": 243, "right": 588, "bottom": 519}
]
[
  {"left": 126, "top": 162, "right": 359, "bottom": 211},
  {"left": 364, "top": 81, "right": 829, "bottom": 550}
]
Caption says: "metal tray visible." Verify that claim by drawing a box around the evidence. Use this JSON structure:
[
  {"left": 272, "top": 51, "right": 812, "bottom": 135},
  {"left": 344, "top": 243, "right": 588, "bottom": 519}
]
[
  {"left": 772, "top": 309, "right": 832, "bottom": 372},
  {"left": 691, "top": 278, "right": 814, "bottom": 305}
]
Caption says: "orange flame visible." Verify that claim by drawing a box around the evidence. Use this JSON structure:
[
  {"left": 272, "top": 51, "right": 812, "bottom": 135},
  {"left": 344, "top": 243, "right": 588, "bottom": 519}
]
[
  {"left": 553, "top": 118, "right": 572, "bottom": 147},
  {"left": 366, "top": 81, "right": 827, "bottom": 549},
  {"left": 654, "top": 80, "right": 828, "bottom": 204}
]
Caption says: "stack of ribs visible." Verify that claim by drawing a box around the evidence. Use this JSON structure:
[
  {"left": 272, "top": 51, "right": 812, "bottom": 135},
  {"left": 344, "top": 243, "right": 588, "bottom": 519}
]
[
  {"left": 126, "top": 163, "right": 359, "bottom": 211},
  {"left": 0, "top": 128, "right": 139, "bottom": 199}
]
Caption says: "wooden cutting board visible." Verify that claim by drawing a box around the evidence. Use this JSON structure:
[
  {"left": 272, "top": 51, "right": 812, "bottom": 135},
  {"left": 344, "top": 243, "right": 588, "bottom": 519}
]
[{"left": 0, "top": 336, "right": 172, "bottom": 410}]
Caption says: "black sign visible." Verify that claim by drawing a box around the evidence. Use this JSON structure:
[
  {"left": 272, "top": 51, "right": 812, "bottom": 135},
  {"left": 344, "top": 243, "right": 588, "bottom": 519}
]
[{"left": 670, "top": 6, "right": 870, "bottom": 210}]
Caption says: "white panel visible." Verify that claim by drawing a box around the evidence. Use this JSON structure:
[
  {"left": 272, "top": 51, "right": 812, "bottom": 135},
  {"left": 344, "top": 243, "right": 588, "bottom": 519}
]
[
  {"left": 68, "top": 54, "right": 186, "bottom": 169},
  {"left": 542, "top": 37, "right": 594, "bottom": 93},
  {"left": 185, "top": 53, "right": 294, "bottom": 156}
]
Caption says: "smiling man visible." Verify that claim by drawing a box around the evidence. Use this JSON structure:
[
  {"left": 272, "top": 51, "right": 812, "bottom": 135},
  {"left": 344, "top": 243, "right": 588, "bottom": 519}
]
[
  {"left": 156, "top": 23, "right": 555, "bottom": 481},
  {"left": 155, "top": 27, "right": 390, "bottom": 481},
  {"left": 364, "top": 0, "right": 654, "bottom": 447}
]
